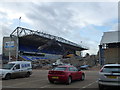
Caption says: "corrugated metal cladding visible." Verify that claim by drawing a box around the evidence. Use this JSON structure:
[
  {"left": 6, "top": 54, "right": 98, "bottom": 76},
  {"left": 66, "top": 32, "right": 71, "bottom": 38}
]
[
  {"left": 100, "top": 31, "right": 120, "bottom": 64},
  {"left": 100, "top": 31, "right": 120, "bottom": 45}
]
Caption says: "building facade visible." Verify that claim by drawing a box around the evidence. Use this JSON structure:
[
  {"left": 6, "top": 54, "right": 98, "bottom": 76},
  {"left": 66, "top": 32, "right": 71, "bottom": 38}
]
[{"left": 99, "top": 31, "right": 120, "bottom": 64}]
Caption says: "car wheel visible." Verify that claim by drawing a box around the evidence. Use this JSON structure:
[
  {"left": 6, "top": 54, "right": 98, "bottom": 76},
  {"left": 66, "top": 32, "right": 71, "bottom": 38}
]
[
  {"left": 66, "top": 76, "right": 72, "bottom": 85},
  {"left": 5, "top": 74, "right": 11, "bottom": 80},
  {"left": 99, "top": 84, "right": 104, "bottom": 90},
  {"left": 25, "top": 72, "right": 30, "bottom": 77},
  {"left": 81, "top": 74, "right": 85, "bottom": 81}
]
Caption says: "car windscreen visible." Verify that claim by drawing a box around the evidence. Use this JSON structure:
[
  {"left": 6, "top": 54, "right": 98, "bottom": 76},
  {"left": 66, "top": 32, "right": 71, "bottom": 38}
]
[
  {"left": 53, "top": 67, "right": 67, "bottom": 71},
  {"left": 103, "top": 66, "right": 120, "bottom": 73},
  {"left": 2, "top": 63, "right": 15, "bottom": 70}
]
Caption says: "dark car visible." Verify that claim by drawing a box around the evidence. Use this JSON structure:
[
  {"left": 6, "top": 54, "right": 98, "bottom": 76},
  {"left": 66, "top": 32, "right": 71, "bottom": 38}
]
[
  {"left": 48, "top": 65, "right": 85, "bottom": 85},
  {"left": 32, "top": 64, "right": 42, "bottom": 69}
]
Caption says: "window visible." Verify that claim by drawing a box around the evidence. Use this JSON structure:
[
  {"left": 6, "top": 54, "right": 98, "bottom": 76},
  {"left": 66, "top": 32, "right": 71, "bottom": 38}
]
[
  {"left": 103, "top": 66, "right": 120, "bottom": 73},
  {"left": 69, "top": 67, "right": 78, "bottom": 71},
  {"left": 53, "top": 67, "right": 67, "bottom": 71},
  {"left": 73, "top": 67, "right": 78, "bottom": 71},
  {"left": 15, "top": 64, "right": 20, "bottom": 69},
  {"left": 2, "top": 63, "right": 15, "bottom": 70}
]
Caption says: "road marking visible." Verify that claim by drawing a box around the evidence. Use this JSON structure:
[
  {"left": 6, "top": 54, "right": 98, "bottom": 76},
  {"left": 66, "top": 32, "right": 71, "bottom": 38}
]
[{"left": 82, "top": 80, "right": 98, "bottom": 88}]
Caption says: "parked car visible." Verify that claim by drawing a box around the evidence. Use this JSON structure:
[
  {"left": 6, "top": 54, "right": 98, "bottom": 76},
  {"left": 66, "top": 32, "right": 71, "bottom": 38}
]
[
  {"left": 80, "top": 65, "right": 90, "bottom": 70},
  {"left": 32, "top": 64, "right": 42, "bottom": 69},
  {"left": 48, "top": 65, "right": 85, "bottom": 85},
  {"left": 0, "top": 61, "right": 32, "bottom": 80},
  {"left": 98, "top": 64, "right": 120, "bottom": 90}
]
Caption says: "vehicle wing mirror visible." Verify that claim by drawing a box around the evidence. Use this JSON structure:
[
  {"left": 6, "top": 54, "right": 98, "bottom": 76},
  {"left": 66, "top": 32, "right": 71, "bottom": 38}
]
[
  {"left": 13, "top": 67, "right": 16, "bottom": 70},
  {"left": 78, "top": 69, "right": 81, "bottom": 71}
]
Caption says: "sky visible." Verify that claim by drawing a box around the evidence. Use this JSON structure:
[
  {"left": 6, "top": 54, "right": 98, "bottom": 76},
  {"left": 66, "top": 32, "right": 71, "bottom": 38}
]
[{"left": 0, "top": 0, "right": 118, "bottom": 56}]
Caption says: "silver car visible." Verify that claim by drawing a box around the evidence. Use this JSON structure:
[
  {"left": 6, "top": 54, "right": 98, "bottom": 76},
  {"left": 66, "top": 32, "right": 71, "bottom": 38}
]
[{"left": 98, "top": 64, "right": 120, "bottom": 90}]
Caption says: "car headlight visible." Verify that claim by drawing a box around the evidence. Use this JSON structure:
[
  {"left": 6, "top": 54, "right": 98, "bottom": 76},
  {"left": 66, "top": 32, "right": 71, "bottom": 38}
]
[{"left": 0, "top": 73, "right": 4, "bottom": 76}]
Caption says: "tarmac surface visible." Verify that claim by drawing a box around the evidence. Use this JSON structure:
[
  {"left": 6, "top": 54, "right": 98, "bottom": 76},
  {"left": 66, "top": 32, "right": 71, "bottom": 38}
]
[
  {"left": 2, "top": 68, "right": 99, "bottom": 89},
  {"left": 1, "top": 66, "right": 120, "bottom": 90}
]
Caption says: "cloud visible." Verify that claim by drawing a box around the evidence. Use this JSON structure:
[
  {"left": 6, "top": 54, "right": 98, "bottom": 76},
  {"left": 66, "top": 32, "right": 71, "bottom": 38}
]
[{"left": 0, "top": 2, "right": 118, "bottom": 55}]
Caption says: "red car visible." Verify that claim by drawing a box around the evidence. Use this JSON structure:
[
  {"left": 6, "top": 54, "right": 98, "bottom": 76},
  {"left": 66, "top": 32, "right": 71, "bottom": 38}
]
[{"left": 48, "top": 65, "right": 85, "bottom": 85}]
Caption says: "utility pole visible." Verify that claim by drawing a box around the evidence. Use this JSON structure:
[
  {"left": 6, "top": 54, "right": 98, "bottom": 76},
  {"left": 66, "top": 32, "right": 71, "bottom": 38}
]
[
  {"left": 15, "top": 17, "right": 21, "bottom": 61},
  {"left": 8, "top": 41, "right": 11, "bottom": 62}
]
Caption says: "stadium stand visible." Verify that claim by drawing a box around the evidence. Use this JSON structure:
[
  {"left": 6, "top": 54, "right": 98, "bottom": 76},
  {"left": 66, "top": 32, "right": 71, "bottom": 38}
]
[{"left": 2, "top": 27, "right": 88, "bottom": 63}]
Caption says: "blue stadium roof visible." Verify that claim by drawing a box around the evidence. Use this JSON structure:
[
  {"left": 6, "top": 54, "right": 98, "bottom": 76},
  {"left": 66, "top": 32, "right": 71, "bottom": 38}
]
[{"left": 10, "top": 27, "right": 88, "bottom": 51}]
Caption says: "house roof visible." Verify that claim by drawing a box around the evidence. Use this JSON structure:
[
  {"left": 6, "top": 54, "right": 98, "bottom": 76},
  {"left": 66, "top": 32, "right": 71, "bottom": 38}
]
[{"left": 100, "top": 31, "right": 120, "bottom": 45}]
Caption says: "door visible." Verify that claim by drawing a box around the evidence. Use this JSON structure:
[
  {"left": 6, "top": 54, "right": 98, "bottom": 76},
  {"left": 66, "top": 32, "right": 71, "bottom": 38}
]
[
  {"left": 20, "top": 64, "right": 28, "bottom": 77},
  {"left": 72, "top": 67, "right": 81, "bottom": 80},
  {"left": 11, "top": 64, "right": 21, "bottom": 78},
  {"left": 68, "top": 67, "right": 78, "bottom": 80}
]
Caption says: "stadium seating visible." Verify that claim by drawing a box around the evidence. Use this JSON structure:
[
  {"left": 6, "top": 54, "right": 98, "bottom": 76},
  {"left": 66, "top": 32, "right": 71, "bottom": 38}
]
[
  {"left": 21, "top": 56, "right": 48, "bottom": 61},
  {"left": 19, "top": 45, "right": 38, "bottom": 52},
  {"left": 19, "top": 44, "right": 63, "bottom": 55}
]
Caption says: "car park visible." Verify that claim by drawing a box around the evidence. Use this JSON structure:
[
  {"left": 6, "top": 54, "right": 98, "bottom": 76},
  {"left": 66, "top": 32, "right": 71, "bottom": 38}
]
[
  {"left": 48, "top": 65, "right": 85, "bottom": 85},
  {"left": 0, "top": 61, "right": 32, "bottom": 80},
  {"left": 98, "top": 64, "right": 120, "bottom": 90}
]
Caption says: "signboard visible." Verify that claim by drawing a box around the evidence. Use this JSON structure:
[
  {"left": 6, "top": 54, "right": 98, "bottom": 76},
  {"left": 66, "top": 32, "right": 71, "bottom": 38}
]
[{"left": 4, "top": 41, "right": 14, "bottom": 48}]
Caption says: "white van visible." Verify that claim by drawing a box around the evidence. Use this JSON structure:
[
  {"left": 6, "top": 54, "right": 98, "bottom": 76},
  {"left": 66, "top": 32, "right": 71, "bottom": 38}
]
[{"left": 0, "top": 61, "right": 32, "bottom": 80}]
